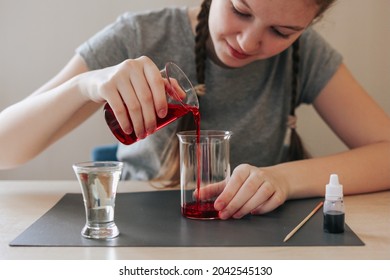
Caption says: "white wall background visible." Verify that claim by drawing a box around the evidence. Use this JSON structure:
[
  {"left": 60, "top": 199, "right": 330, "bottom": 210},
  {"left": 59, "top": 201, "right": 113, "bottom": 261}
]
[{"left": 0, "top": 0, "right": 389, "bottom": 180}]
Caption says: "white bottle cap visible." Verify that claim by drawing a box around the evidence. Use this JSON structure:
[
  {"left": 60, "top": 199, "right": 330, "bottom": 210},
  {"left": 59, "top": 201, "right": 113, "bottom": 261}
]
[{"left": 325, "top": 174, "right": 343, "bottom": 200}]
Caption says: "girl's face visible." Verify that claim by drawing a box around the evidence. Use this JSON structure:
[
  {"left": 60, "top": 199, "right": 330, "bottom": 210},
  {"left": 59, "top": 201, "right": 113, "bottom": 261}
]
[{"left": 208, "top": 0, "right": 319, "bottom": 67}]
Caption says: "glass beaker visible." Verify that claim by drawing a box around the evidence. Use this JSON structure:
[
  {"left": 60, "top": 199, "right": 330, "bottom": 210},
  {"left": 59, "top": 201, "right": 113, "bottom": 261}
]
[
  {"left": 72, "top": 161, "right": 123, "bottom": 239},
  {"left": 177, "top": 130, "right": 233, "bottom": 220},
  {"left": 104, "top": 62, "right": 199, "bottom": 145}
]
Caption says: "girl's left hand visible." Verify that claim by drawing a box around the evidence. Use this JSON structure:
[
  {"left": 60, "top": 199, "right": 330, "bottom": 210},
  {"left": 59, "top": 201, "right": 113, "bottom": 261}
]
[{"left": 213, "top": 164, "right": 290, "bottom": 219}]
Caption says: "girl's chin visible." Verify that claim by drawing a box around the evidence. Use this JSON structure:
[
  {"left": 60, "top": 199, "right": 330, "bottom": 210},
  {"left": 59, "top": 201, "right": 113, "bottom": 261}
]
[
  {"left": 208, "top": 50, "right": 248, "bottom": 68},
  {"left": 217, "top": 51, "right": 276, "bottom": 67},
  {"left": 216, "top": 55, "right": 253, "bottom": 68}
]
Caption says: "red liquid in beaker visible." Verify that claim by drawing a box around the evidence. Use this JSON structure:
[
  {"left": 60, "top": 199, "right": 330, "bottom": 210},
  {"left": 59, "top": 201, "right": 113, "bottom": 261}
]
[{"left": 181, "top": 201, "right": 218, "bottom": 219}]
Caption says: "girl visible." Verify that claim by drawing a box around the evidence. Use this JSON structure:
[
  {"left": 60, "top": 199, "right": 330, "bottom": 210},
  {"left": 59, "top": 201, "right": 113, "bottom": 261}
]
[{"left": 0, "top": 0, "right": 389, "bottom": 219}]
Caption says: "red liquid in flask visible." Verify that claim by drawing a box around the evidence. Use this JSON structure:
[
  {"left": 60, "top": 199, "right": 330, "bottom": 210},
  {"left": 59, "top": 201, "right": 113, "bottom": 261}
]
[{"left": 104, "top": 103, "right": 198, "bottom": 145}]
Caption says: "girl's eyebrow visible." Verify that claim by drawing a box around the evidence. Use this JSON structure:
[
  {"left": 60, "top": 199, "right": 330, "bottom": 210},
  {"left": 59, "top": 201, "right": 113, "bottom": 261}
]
[{"left": 277, "top": 25, "right": 305, "bottom": 31}]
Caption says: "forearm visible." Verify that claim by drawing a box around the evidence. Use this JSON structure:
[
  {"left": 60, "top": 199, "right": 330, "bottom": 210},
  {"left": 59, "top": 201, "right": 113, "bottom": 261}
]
[
  {"left": 273, "top": 141, "right": 390, "bottom": 199},
  {"left": 0, "top": 76, "right": 99, "bottom": 169}
]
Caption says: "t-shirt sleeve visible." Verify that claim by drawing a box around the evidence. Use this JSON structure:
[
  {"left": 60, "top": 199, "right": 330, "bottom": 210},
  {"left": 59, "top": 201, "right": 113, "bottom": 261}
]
[
  {"left": 75, "top": 8, "right": 191, "bottom": 72},
  {"left": 75, "top": 12, "right": 138, "bottom": 70},
  {"left": 298, "top": 28, "right": 343, "bottom": 104}
]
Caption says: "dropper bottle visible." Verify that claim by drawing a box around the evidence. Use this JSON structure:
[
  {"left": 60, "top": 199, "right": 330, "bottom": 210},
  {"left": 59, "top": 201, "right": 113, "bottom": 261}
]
[{"left": 323, "top": 174, "right": 345, "bottom": 233}]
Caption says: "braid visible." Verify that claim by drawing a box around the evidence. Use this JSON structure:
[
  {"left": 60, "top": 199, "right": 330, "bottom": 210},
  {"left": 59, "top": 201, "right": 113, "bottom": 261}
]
[
  {"left": 151, "top": 0, "right": 211, "bottom": 187},
  {"left": 286, "top": 0, "right": 337, "bottom": 161},
  {"left": 195, "top": 0, "right": 211, "bottom": 85},
  {"left": 290, "top": 39, "right": 300, "bottom": 117},
  {"left": 286, "top": 39, "right": 310, "bottom": 161}
]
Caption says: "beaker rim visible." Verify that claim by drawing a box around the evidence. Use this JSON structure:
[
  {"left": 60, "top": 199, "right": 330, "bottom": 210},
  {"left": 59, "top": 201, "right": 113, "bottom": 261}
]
[
  {"left": 72, "top": 161, "right": 123, "bottom": 172},
  {"left": 177, "top": 130, "right": 233, "bottom": 138}
]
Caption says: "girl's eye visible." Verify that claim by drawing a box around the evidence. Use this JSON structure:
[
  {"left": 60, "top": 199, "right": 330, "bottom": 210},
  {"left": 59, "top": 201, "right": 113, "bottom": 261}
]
[
  {"left": 231, "top": 4, "right": 251, "bottom": 18},
  {"left": 271, "top": 27, "right": 291, "bottom": 39}
]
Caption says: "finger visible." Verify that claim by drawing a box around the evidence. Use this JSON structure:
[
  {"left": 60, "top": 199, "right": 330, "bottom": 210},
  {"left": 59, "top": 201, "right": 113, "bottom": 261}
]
[
  {"left": 117, "top": 78, "right": 145, "bottom": 138},
  {"left": 143, "top": 60, "right": 168, "bottom": 119},
  {"left": 194, "top": 180, "right": 227, "bottom": 200},
  {"left": 167, "top": 78, "right": 186, "bottom": 101},
  {"left": 251, "top": 191, "right": 285, "bottom": 215},
  {"left": 218, "top": 171, "right": 265, "bottom": 220},
  {"left": 129, "top": 71, "right": 157, "bottom": 138},
  {"left": 104, "top": 81, "right": 133, "bottom": 135},
  {"left": 232, "top": 181, "right": 275, "bottom": 219},
  {"left": 213, "top": 165, "right": 251, "bottom": 212}
]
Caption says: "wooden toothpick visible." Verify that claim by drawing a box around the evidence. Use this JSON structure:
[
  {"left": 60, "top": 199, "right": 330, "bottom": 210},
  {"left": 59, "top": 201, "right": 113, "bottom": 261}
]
[{"left": 283, "top": 201, "right": 324, "bottom": 242}]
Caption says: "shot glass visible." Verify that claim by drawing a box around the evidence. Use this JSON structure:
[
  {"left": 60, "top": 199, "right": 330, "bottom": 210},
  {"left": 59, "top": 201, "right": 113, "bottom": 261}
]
[
  {"left": 72, "top": 161, "right": 123, "bottom": 239},
  {"left": 177, "top": 130, "right": 233, "bottom": 220},
  {"left": 104, "top": 62, "right": 199, "bottom": 145}
]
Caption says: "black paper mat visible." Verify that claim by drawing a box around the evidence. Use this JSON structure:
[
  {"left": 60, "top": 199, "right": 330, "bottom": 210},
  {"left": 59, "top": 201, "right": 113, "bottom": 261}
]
[{"left": 10, "top": 190, "right": 364, "bottom": 247}]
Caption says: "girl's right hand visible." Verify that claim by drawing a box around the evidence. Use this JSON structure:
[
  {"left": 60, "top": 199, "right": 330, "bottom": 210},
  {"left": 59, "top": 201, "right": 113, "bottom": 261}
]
[{"left": 78, "top": 56, "right": 168, "bottom": 140}]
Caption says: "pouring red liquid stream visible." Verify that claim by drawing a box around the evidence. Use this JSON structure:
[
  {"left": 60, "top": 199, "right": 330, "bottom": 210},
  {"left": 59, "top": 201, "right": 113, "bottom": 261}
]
[{"left": 179, "top": 108, "right": 219, "bottom": 219}]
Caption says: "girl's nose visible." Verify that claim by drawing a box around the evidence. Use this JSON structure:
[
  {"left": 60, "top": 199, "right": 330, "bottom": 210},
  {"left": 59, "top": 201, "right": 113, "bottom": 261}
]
[{"left": 237, "top": 26, "right": 264, "bottom": 54}]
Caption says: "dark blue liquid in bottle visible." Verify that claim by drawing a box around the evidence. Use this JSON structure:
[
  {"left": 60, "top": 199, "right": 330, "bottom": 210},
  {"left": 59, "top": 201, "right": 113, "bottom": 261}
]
[{"left": 323, "top": 210, "right": 345, "bottom": 233}]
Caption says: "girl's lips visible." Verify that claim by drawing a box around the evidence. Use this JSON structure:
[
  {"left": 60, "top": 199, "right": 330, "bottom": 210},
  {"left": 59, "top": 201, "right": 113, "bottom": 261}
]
[{"left": 227, "top": 42, "right": 250, "bottom": 60}]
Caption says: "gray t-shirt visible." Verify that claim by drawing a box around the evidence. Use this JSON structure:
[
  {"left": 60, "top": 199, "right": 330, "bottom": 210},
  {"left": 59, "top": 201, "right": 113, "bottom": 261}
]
[{"left": 77, "top": 7, "right": 342, "bottom": 180}]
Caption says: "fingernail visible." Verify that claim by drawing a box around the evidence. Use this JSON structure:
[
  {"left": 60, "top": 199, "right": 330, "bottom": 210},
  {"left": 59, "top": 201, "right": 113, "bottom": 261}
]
[
  {"left": 214, "top": 201, "right": 225, "bottom": 211},
  {"left": 124, "top": 127, "right": 133, "bottom": 135},
  {"left": 233, "top": 213, "right": 243, "bottom": 219},
  {"left": 138, "top": 132, "right": 146, "bottom": 139},
  {"left": 147, "top": 126, "right": 156, "bottom": 135},
  {"left": 158, "top": 109, "right": 167, "bottom": 118},
  {"left": 218, "top": 210, "right": 229, "bottom": 220}
]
